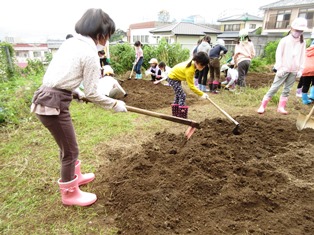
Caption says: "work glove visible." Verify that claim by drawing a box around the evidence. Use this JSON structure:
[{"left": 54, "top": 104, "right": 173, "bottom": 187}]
[
  {"left": 201, "top": 93, "right": 209, "bottom": 99},
  {"left": 296, "top": 71, "right": 302, "bottom": 78},
  {"left": 133, "top": 62, "right": 137, "bottom": 65},
  {"left": 276, "top": 70, "right": 285, "bottom": 77},
  {"left": 73, "top": 87, "right": 86, "bottom": 99},
  {"left": 112, "top": 100, "right": 127, "bottom": 112}
]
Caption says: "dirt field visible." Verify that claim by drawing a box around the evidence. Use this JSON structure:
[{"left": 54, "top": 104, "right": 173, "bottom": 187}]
[{"left": 90, "top": 72, "right": 314, "bottom": 235}]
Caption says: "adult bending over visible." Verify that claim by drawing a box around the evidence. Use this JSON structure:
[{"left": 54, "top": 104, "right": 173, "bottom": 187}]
[{"left": 30, "top": 8, "right": 127, "bottom": 207}]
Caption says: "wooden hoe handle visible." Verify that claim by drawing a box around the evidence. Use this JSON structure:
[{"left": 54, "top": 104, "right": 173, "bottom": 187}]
[{"left": 126, "top": 105, "right": 200, "bottom": 129}]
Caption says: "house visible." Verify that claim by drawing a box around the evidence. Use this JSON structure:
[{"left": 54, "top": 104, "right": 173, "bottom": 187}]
[
  {"left": 47, "top": 39, "right": 64, "bottom": 55},
  {"left": 260, "top": 0, "right": 313, "bottom": 37},
  {"left": 216, "top": 0, "right": 314, "bottom": 56},
  {"left": 217, "top": 13, "right": 263, "bottom": 43},
  {"left": 149, "top": 22, "right": 222, "bottom": 52},
  {"left": 13, "top": 43, "right": 49, "bottom": 68},
  {"left": 127, "top": 21, "right": 171, "bottom": 45}
]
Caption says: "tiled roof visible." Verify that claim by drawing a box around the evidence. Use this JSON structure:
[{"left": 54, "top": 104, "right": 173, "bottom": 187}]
[
  {"left": 218, "top": 13, "right": 263, "bottom": 22},
  {"left": 149, "top": 22, "right": 221, "bottom": 36},
  {"left": 260, "top": 0, "right": 314, "bottom": 9},
  {"left": 13, "top": 43, "right": 47, "bottom": 47}
]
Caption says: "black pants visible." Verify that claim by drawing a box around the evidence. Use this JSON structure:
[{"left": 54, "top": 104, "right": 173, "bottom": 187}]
[
  {"left": 198, "top": 64, "right": 209, "bottom": 86},
  {"left": 300, "top": 76, "right": 314, "bottom": 93}
]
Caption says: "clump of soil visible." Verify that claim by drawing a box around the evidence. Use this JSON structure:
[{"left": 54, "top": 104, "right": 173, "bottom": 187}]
[{"left": 91, "top": 72, "right": 314, "bottom": 234}]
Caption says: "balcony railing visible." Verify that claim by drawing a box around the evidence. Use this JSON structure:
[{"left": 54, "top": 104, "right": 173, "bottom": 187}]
[{"left": 265, "top": 20, "right": 290, "bottom": 29}]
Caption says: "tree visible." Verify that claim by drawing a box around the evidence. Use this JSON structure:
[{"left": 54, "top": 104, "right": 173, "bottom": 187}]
[
  {"left": 158, "top": 10, "right": 170, "bottom": 22},
  {"left": 110, "top": 29, "right": 127, "bottom": 42}
]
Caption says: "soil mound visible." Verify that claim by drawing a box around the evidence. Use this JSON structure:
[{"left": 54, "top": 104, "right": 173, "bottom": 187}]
[{"left": 91, "top": 72, "right": 314, "bottom": 234}]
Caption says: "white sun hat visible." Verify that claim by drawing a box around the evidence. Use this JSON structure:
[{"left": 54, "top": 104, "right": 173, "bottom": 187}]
[
  {"left": 148, "top": 58, "right": 158, "bottom": 64},
  {"left": 291, "top": 17, "right": 308, "bottom": 31},
  {"left": 103, "top": 65, "right": 114, "bottom": 76}
]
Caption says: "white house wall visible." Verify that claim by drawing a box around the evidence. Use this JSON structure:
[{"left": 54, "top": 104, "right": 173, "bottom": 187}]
[
  {"left": 14, "top": 45, "right": 49, "bottom": 65},
  {"left": 130, "top": 28, "right": 158, "bottom": 44},
  {"left": 262, "top": 8, "right": 312, "bottom": 35}
]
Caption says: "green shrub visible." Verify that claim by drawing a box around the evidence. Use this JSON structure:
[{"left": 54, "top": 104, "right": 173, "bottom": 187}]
[
  {"left": 110, "top": 43, "right": 135, "bottom": 75},
  {"left": 109, "top": 38, "right": 190, "bottom": 75},
  {"left": 22, "top": 59, "right": 45, "bottom": 76},
  {"left": 152, "top": 38, "right": 190, "bottom": 68},
  {"left": 250, "top": 57, "right": 270, "bottom": 72},
  {"left": 0, "top": 73, "right": 43, "bottom": 125},
  {"left": 263, "top": 40, "right": 280, "bottom": 65},
  {"left": 0, "top": 42, "right": 15, "bottom": 81}
]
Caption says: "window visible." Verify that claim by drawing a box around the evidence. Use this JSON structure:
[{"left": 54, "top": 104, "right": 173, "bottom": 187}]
[
  {"left": 224, "top": 24, "right": 240, "bottom": 31},
  {"left": 144, "top": 35, "right": 149, "bottom": 43},
  {"left": 266, "top": 10, "right": 291, "bottom": 29},
  {"left": 133, "top": 35, "right": 140, "bottom": 43},
  {"left": 276, "top": 10, "right": 291, "bottom": 29},
  {"left": 33, "top": 51, "right": 41, "bottom": 57},
  {"left": 299, "top": 8, "right": 314, "bottom": 29},
  {"left": 133, "top": 35, "right": 149, "bottom": 43},
  {"left": 249, "top": 24, "right": 256, "bottom": 29}
]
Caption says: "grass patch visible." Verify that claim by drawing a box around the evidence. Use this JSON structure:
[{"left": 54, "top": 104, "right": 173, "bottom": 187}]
[
  {"left": 0, "top": 99, "right": 139, "bottom": 234},
  {"left": 1, "top": 74, "right": 296, "bottom": 234}
]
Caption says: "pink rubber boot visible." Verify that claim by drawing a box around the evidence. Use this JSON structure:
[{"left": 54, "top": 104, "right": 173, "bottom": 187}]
[
  {"left": 257, "top": 97, "right": 271, "bottom": 114},
  {"left": 179, "top": 106, "right": 189, "bottom": 119},
  {"left": 277, "top": 96, "right": 288, "bottom": 115},
  {"left": 171, "top": 104, "right": 180, "bottom": 117},
  {"left": 75, "top": 160, "right": 95, "bottom": 186},
  {"left": 58, "top": 175, "right": 97, "bottom": 206}
]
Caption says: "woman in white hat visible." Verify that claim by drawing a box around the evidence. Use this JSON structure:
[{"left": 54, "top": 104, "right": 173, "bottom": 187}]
[{"left": 257, "top": 17, "right": 308, "bottom": 114}]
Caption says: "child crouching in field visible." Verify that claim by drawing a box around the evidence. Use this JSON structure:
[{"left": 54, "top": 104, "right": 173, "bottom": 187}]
[{"left": 220, "top": 61, "right": 238, "bottom": 91}]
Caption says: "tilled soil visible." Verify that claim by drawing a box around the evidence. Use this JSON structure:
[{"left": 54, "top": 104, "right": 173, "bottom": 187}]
[{"left": 91, "top": 72, "right": 314, "bottom": 235}]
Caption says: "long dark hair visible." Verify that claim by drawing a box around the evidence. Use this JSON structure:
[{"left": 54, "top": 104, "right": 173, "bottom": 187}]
[
  {"left": 186, "top": 51, "right": 209, "bottom": 68},
  {"left": 287, "top": 30, "right": 304, "bottom": 43},
  {"left": 235, "top": 35, "right": 252, "bottom": 44},
  {"left": 75, "top": 8, "right": 116, "bottom": 41},
  {"left": 134, "top": 41, "right": 142, "bottom": 47}
]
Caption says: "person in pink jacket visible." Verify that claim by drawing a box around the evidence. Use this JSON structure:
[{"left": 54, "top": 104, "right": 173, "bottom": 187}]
[
  {"left": 257, "top": 17, "right": 307, "bottom": 114},
  {"left": 233, "top": 29, "right": 255, "bottom": 91}
]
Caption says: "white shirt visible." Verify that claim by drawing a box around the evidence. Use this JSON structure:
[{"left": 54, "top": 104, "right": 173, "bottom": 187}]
[
  {"left": 227, "top": 68, "right": 238, "bottom": 81},
  {"left": 97, "top": 76, "right": 117, "bottom": 96},
  {"left": 42, "top": 34, "right": 116, "bottom": 109}
]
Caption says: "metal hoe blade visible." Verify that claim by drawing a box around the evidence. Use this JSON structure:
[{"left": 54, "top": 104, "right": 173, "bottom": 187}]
[
  {"left": 180, "top": 126, "right": 196, "bottom": 147},
  {"left": 232, "top": 124, "right": 242, "bottom": 135},
  {"left": 296, "top": 105, "right": 314, "bottom": 130}
]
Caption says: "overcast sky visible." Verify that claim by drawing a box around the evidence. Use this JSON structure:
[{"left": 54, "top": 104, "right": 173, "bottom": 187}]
[{"left": 0, "top": 0, "right": 277, "bottom": 42}]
